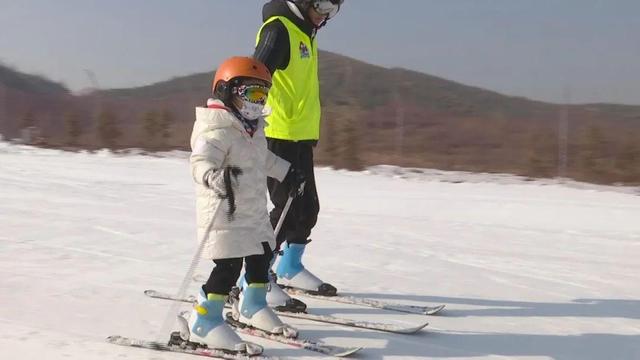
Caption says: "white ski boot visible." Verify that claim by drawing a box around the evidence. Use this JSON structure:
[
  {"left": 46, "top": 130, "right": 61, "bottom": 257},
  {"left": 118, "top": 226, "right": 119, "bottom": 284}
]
[
  {"left": 187, "top": 289, "right": 259, "bottom": 354},
  {"left": 234, "top": 283, "right": 298, "bottom": 338},
  {"left": 276, "top": 242, "right": 337, "bottom": 296}
]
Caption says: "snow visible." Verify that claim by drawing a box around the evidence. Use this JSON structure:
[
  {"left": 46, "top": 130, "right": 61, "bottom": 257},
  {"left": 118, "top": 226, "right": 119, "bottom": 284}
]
[{"left": 1, "top": 142, "right": 639, "bottom": 360}]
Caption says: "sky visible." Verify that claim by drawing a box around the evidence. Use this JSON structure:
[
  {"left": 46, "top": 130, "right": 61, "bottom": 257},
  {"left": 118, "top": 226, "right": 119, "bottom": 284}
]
[{"left": 1, "top": 0, "right": 639, "bottom": 105}]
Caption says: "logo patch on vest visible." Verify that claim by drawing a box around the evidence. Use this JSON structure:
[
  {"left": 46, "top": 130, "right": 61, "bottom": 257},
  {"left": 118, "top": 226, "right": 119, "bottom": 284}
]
[{"left": 299, "top": 41, "right": 310, "bottom": 59}]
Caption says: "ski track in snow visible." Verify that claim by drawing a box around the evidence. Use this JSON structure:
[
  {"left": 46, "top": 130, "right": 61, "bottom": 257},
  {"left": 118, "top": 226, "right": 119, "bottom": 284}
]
[{"left": 1, "top": 143, "right": 640, "bottom": 359}]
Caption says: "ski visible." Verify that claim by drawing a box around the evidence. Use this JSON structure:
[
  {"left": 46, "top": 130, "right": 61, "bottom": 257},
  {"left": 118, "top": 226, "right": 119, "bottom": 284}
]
[
  {"left": 145, "top": 289, "right": 428, "bottom": 334},
  {"left": 284, "top": 288, "right": 446, "bottom": 316},
  {"left": 191, "top": 275, "right": 445, "bottom": 315},
  {"left": 276, "top": 310, "right": 428, "bottom": 335},
  {"left": 106, "top": 334, "right": 272, "bottom": 359},
  {"left": 145, "top": 289, "right": 198, "bottom": 303},
  {"left": 224, "top": 313, "right": 363, "bottom": 357}
]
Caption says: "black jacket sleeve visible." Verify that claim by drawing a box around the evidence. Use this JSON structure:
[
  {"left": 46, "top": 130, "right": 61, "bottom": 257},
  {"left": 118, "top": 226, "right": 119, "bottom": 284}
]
[{"left": 253, "top": 20, "right": 290, "bottom": 75}]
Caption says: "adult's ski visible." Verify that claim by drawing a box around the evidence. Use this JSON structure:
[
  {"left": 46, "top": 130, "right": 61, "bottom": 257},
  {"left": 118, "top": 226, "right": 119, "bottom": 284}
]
[
  {"left": 144, "top": 289, "right": 427, "bottom": 334},
  {"left": 276, "top": 310, "right": 428, "bottom": 334},
  {"left": 191, "top": 274, "right": 445, "bottom": 315},
  {"left": 284, "top": 288, "right": 446, "bottom": 315},
  {"left": 106, "top": 333, "right": 270, "bottom": 359}
]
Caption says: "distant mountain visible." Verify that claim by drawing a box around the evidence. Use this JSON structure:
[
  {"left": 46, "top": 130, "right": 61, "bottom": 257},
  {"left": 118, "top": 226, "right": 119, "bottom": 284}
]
[
  {"left": 101, "top": 72, "right": 210, "bottom": 100},
  {"left": 0, "top": 64, "right": 74, "bottom": 139},
  {"left": 1, "top": 51, "right": 638, "bottom": 184},
  {"left": 94, "top": 50, "right": 640, "bottom": 126},
  {"left": 95, "top": 51, "right": 558, "bottom": 116},
  {"left": 0, "top": 64, "right": 68, "bottom": 95}
]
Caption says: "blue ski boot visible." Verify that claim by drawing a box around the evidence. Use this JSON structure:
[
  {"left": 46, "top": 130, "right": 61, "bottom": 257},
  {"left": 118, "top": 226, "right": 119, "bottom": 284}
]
[
  {"left": 234, "top": 283, "right": 298, "bottom": 338},
  {"left": 188, "top": 289, "right": 248, "bottom": 352},
  {"left": 276, "top": 242, "right": 337, "bottom": 296},
  {"left": 236, "top": 268, "right": 307, "bottom": 313}
]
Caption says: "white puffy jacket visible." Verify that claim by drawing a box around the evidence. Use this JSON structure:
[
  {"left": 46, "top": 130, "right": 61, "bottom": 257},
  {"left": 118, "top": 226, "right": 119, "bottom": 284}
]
[{"left": 190, "top": 100, "right": 290, "bottom": 260}]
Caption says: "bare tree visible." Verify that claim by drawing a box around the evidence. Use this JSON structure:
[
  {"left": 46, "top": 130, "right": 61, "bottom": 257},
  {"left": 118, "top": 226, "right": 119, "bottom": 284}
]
[
  {"left": 159, "top": 109, "right": 174, "bottom": 147},
  {"left": 615, "top": 133, "right": 640, "bottom": 183},
  {"left": 64, "top": 111, "right": 82, "bottom": 146},
  {"left": 340, "top": 116, "right": 363, "bottom": 171},
  {"left": 21, "top": 109, "right": 36, "bottom": 129},
  {"left": 578, "top": 125, "right": 609, "bottom": 180},
  {"left": 96, "top": 108, "right": 121, "bottom": 148},
  {"left": 142, "top": 110, "right": 159, "bottom": 147}
]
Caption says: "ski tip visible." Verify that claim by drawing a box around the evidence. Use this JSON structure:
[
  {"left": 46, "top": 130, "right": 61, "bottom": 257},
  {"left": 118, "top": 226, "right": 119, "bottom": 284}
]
[
  {"left": 396, "top": 322, "right": 429, "bottom": 334},
  {"left": 333, "top": 346, "right": 364, "bottom": 357},
  {"left": 143, "top": 289, "right": 155, "bottom": 296},
  {"left": 423, "top": 304, "right": 446, "bottom": 315},
  {"left": 243, "top": 342, "right": 265, "bottom": 356}
]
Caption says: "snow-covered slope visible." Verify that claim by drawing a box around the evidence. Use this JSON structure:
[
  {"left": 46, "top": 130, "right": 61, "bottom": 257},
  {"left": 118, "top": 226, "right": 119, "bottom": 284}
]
[{"left": 1, "top": 142, "right": 639, "bottom": 359}]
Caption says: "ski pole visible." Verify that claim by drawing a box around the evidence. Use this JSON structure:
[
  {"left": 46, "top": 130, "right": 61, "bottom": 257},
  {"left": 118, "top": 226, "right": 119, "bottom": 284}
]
[
  {"left": 158, "top": 192, "right": 225, "bottom": 341},
  {"left": 274, "top": 180, "right": 305, "bottom": 239}
]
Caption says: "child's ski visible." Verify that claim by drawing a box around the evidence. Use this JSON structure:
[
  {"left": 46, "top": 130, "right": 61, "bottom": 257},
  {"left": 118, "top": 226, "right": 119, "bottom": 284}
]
[
  {"left": 106, "top": 333, "right": 269, "bottom": 359},
  {"left": 145, "top": 289, "right": 428, "bottom": 334},
  {"left": 224, "top": 313, "right": 363, "bottom": 357}
]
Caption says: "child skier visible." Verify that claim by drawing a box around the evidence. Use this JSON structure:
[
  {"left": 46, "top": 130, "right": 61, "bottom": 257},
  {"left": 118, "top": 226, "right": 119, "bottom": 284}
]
[{"left": 188, "top": 56, "right": 303, "bottom": 352}]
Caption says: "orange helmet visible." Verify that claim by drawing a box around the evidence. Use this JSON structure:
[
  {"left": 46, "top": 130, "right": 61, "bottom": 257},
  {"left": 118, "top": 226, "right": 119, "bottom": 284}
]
[{"left": 212, "top": 57, "right": 271, "bottom": 99}]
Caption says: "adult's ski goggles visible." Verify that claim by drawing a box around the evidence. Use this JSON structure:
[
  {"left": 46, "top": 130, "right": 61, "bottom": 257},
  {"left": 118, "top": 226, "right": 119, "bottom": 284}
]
[
  {"left": 312, "top": 0, "right": 343, "bottom": 18},
  {"left": 233, "top": 84, "right": 269, "bottom": 105}
]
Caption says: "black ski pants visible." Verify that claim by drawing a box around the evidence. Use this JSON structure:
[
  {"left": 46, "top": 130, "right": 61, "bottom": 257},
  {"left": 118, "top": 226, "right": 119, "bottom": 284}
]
[
  {"left": 267, "top": 138, "right": 319, "bottom": 249},
  {"left": 202, "top": 242, "right": 273, "bottom": 296}
]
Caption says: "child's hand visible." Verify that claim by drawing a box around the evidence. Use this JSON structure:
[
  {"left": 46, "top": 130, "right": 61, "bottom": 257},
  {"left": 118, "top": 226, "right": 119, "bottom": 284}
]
[
  {"left": 203, "top": 168, "right": 224, "bottom": 192},
  {"left": 204, "top": 166, "right": 243, "bottom": 195}
]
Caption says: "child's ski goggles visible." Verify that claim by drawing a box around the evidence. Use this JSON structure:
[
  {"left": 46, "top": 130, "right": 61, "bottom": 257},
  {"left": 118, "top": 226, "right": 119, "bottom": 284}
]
[
  {"left": 312, "top": 0, "right": 343, "bottom": 18},
  {"left": 233, "top": 85, "right": 269, "bottom": 105}
]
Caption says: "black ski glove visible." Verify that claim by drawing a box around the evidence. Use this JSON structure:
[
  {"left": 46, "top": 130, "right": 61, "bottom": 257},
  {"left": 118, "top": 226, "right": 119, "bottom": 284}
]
[{"left": 284, "top": 165, "right": 306, "bottom": 198}]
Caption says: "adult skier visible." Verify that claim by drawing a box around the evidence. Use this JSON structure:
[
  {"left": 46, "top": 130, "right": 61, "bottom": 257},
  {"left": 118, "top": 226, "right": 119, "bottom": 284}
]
[
  {"left": 188, "top": 56, "right": 303, "bottom": 351},
  {"left": 252, "top": 0, "right": 345, "bottom": 311}
]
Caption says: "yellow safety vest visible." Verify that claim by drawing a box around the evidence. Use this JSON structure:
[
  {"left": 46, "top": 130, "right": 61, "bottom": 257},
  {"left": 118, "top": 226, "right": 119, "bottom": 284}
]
[{"left": 256, "top": 16, "right": 321, "bottom": 141}]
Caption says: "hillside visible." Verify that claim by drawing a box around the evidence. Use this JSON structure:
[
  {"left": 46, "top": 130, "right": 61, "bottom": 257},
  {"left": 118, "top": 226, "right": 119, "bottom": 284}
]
[
  {"left": 1, "top": 51, "right": 639, "bottom": 184},
  {"left": 0, "top": 63, "right": 68, "bottom": 95},
  {"left": 0, "top": 64, "right": 74, "bottom": 140}
]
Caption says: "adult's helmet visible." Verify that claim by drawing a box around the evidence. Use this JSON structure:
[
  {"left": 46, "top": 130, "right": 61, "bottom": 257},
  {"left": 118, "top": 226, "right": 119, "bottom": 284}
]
[
  {"left": 212, "top": 57, "right": 271, "bottom": 102},
  {"left": 294, "top": 0, "right": 344, "bottom": 20}
]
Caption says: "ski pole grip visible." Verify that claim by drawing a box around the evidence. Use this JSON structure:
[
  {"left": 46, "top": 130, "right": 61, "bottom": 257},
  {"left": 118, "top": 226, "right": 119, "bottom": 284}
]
[{"left": 289, "top": 180, "right": 306, "bottom": 198}]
